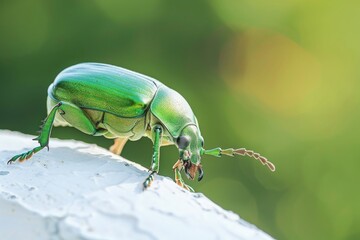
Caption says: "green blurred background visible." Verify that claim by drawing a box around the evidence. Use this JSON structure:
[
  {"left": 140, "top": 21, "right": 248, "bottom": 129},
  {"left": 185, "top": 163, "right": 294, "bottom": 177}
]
[{"left": 1, "top": 0, "right": 359, "bottom": 239}]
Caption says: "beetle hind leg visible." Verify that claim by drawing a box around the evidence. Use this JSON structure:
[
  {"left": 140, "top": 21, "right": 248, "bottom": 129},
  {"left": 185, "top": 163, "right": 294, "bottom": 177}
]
[
  {"left": 7, "top": 101, "right": 107, "bottom": 164},
  {"left": 56, "top": 101, "right": 105, "bottom": 136},
  {"left": 7, "top": 102, "right": 62, "bottom": 164}
]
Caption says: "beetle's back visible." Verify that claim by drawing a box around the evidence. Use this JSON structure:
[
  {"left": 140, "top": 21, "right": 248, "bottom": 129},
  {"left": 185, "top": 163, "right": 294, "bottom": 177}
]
[
  {"left": 151, "top": 86, "right": 197, "bottom": 138},
  {"left": 49, "top": 63, "right": 160, "bottom": 118}
]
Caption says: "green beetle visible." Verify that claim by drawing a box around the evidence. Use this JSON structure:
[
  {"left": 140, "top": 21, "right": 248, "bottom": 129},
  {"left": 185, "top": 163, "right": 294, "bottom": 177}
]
[{"left": 7, "top": 63, "right": 275, "bottom": 191}]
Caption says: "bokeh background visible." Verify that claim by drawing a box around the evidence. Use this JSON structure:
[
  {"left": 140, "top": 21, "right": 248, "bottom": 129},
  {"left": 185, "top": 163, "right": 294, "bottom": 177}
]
[{"left": 1, "top": 0, "right": 359, "bottom": 239}]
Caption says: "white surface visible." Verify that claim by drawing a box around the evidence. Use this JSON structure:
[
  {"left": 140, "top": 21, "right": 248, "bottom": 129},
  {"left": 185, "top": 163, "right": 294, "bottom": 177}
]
[{"left": 0, "top": 130, "right": 274, "bottom": 240}]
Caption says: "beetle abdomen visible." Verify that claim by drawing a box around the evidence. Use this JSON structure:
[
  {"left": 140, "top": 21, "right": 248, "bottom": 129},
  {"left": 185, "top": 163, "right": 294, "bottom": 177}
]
[{"left": 49, "top": 63, "right": 160, "bottom": 118}]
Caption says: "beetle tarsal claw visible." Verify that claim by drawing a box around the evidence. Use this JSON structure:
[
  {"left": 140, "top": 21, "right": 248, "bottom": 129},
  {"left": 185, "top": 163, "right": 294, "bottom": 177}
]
[
  {"left": 143, "top": 171, "right": 157, "bottom": 190},
  {"left": 175, "top": 179, "right": 195, "bottom": 192}
]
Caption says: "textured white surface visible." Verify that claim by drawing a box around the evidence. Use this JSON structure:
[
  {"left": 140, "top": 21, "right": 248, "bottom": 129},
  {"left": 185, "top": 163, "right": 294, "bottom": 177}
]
[{"left": 0, "top": 130, "right": 274, "bottom": 240}]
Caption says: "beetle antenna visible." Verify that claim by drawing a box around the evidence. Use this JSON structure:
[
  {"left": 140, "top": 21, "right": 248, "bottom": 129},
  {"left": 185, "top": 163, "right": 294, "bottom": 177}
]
[{"left": 202, "top": 147, "right": 275, "bottom": 172}]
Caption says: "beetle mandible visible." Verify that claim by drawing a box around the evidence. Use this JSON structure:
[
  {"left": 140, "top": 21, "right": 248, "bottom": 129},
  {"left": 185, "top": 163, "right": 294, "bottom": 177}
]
[{"left": 8, "top": 63, "right": 275, "bottom": 191}]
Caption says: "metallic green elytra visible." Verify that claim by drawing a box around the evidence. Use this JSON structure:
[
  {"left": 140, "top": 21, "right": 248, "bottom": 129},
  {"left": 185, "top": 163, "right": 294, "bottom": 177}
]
[{"left": 8, "top": 63, "right": 275, "bottom": 191}]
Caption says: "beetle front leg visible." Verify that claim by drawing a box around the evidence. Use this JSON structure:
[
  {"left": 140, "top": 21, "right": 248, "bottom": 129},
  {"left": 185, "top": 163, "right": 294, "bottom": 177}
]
[
  {"left": 172, "top": 160, "right": 194, "bottom": 192},
  {"left": 143, "top": 126, "right": 162, "bottom": 190}
]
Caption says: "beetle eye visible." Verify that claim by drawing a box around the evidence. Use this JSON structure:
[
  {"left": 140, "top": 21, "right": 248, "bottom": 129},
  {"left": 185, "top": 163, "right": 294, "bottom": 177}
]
[
  {"left": 200, "top": 138, "right": 204, "bottom": 147},
  {"left": 177, "top": 136, "right": 190, "bottom": 149}
]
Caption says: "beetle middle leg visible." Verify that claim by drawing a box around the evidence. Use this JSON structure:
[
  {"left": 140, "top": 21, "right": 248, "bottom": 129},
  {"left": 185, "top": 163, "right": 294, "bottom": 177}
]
[{"left": 143, "top": 126, "right": 162, "bottom": 190}]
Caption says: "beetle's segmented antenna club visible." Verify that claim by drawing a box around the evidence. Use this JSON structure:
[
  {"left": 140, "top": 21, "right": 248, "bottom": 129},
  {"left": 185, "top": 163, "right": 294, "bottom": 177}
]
[
  {"left": 226, "top": 148, "right": 275, "bottom": 172},
  {"left": 204, "top": 147, "right": 275, "bottom": 172}
]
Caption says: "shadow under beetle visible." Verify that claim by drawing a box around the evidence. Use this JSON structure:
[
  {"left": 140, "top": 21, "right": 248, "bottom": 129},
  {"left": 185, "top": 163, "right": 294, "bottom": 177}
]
[{"left": 8, "top": 63, "right": 275, "bottom": 191}]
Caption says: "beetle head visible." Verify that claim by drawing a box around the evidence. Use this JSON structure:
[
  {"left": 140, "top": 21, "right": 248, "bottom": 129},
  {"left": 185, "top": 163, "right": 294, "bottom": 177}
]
[{"left": 176, "top": 125, "right": 204, "bottom": 181}]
